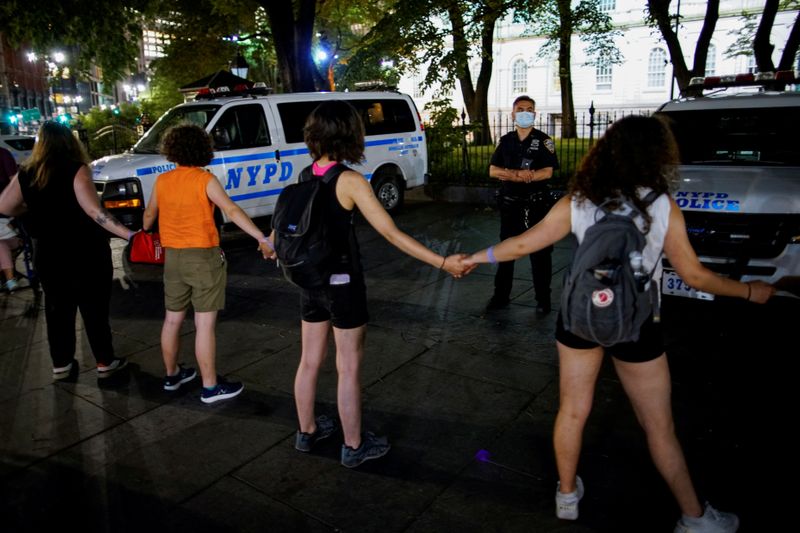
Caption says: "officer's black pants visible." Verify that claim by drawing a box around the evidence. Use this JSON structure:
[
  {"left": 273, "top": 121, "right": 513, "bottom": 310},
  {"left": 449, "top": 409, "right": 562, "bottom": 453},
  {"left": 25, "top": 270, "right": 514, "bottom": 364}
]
[
  {"left": 34, "top": 239, "right": 115, "bottom": 368},
  {"left": 494, "top": 198, "right": 552, "bottom": 306}
]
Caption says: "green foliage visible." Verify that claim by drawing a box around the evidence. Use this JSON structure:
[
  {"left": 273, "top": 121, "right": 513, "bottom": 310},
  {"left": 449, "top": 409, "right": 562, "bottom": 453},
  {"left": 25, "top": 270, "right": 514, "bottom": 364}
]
[
  {"left": 423, "top": 99, "right": 462, "bottom": 164},
  {"left": 77, "top": 103, "right": 142, "bottom": 159},
  {"left": 519, "top": 0, "right": 623, "bottom": 66},
  {"left": 0, "top": 0, "right": 149, "bottom": 86}
]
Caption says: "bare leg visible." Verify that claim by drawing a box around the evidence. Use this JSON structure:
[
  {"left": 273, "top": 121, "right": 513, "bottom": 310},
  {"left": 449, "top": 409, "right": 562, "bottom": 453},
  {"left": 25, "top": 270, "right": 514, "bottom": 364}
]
[
  {"left": 333, "top": 325, "right": 366, "bottom": 449},
  {"left": 613, "top": 354, "right": 703, "bottom": 518},
  {"left": 162, "top": 309, "right": 186, "bottom": 376},
  {"left": 193, "top": 310, "right": 218, "bottom": 388},
  {"left": 295, "top": 320, "right": 330, "bottom": 433},
  {"left": 554, "top": 341, "right": 604, "bottom": 493}
]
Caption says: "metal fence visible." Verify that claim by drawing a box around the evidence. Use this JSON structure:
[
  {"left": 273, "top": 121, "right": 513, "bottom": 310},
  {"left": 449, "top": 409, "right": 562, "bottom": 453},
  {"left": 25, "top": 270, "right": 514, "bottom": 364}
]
[{"left": 426, "top": 108, "right": 652, "bottom": 188}]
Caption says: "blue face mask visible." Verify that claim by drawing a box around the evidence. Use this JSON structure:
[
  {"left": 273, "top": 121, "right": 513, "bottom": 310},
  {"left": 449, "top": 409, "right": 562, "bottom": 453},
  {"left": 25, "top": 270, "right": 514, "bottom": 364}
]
[{"left": 515, "top": 111, "right": 536, "bottom": 128}]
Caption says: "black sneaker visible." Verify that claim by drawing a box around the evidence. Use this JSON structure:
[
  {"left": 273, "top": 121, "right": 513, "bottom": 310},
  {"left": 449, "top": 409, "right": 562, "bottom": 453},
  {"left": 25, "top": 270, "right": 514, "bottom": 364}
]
[
  {"left": 295, "top": 415, "right": 338, "bottom": 452},
  {"left": 96, "top": 357, "right": 128, "bottom": 379},
  {"left": 201, "top": 378, "right": 244, "bottom": 404},
  {"left": 341, "top": 432, "right": 391, "bottom": 468},
  {"left": 53, "top": 359, "right": 78, "bottom": 381},
  {"left": 485, "top": 295, "right": 510, "bottom": 311},
  {"left": 163, "top": 365, "right": 197, "bottom": 391}
]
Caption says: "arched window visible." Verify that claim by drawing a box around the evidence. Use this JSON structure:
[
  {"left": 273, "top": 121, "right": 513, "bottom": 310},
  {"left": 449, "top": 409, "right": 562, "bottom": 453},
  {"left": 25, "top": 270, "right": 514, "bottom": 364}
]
[
  {"left": 747, "top": 55, "right": 757, "bottom": 74},
  {"left": 552, "top": 61, "right": 561, "bottom": 92},
  {"left": 596, "top": 61, "right": 613, "bottom": 90},
  {"left": 647, "top": 48, "right": 667, "bottom": 88},
  {"left": 512, "top": 59, "right": 527, "bottom": 94},
  {"left": 705, "top": 44, "right": 716, "bottom": 76}
]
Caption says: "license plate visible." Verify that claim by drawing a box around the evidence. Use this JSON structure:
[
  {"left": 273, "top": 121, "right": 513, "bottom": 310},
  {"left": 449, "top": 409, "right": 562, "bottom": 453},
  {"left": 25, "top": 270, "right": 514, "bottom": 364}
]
[{"left": 662, "top": 270, "right": 715, "bottom": 300}]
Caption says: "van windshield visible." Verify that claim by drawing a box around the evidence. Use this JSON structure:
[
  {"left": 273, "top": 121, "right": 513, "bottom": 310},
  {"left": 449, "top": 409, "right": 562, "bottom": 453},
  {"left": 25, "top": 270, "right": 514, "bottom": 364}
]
[
  {"left": 658, "top": 107, "right": 800, "bottom": 166},
  {"left": 133, "top": 105, "right": 220, "bottom": 154}
]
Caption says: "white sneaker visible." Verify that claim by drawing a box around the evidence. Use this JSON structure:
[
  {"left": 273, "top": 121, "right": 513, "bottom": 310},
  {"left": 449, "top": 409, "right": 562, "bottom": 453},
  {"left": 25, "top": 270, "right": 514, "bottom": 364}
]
[
  {"left": 555, "top": 475, "right": 584, "bottom": 520},
  {"left": 674, "top": 502, "right": 739, "bottom": 533},
  {"left": 4, "top": 278, "right": 18, "bottom": 292}
]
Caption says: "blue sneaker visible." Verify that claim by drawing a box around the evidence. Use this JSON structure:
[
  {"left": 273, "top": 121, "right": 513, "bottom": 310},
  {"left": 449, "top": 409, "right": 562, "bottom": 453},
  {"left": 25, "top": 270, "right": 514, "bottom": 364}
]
[
  {"left": 201, "top": 378, "right": 244, "bottom": 404},
  {"left": 295, "top": 415, "right": 338, "bottom": 452},
  {"left": 341, "top": 432, "right": 390, "bottom": 468},
  {"left": 163, "top": 365, "right": 197, "bottom": 391}
]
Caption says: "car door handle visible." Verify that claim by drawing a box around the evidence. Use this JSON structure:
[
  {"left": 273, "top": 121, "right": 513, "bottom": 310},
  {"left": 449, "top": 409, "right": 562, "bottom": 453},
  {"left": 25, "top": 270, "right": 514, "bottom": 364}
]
[{"left": 275, "top": 149, "right": 280, "bottom": 162}]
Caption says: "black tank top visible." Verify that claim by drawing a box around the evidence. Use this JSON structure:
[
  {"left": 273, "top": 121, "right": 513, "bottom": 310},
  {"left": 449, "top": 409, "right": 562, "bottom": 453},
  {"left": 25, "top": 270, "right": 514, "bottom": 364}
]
[
  {"left": 18, "top": 160, "right": 109, "bottom": 249},
  {"left": 312, "top": 166, "right": 362, "bottom": 275}
]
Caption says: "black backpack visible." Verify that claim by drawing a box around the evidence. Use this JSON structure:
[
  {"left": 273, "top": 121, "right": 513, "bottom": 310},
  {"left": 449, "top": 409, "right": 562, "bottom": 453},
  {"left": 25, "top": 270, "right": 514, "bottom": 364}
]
[
  {"left": 272, "top": 163, "right": 348, "bottom": 289},
  {"left": 560, "top": 193, "right": 662, "bottom": 346}
]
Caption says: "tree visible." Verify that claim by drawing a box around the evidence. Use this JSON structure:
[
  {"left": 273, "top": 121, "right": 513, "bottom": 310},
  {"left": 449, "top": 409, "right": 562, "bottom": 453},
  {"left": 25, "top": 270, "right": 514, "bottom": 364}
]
[
  {"left": 0, "top": 0, "right": 150, "bottom": 86},
  {"left": 518, "top": 0, "right": 621, "bottom": 138},
  {"left": 752, "top": 0, "right": 800, "bottom": 73},
  {"left": 259, "top": 0, "right": 318, "bottom": 92},
  {"left": 647, "top": 0, "right": 720, "bottom": 97},
  {"left": 349, "top": 1, "right": 514, "bottom": 145}
]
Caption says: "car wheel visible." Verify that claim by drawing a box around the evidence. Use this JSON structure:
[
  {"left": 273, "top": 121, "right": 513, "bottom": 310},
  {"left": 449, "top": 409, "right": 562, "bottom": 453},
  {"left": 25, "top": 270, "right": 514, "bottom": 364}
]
[{"left": 373, "top": 174, "right": 404, "bottom": 213}]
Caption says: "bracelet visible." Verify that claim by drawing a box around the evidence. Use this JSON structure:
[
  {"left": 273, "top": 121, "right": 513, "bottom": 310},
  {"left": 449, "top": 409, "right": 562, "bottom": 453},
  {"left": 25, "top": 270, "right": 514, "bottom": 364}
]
[
  {"left": 259, "top": 236, "right": 274, "bottom": 250},
  {"left": 439, "top": 256, "right": 446, "bottom": 270},
  {"left": 487, "top": 246, "right": 497, "bottom": 264},
  {"left": 745, "top": 282, "right": 751, "bottom": 301}
]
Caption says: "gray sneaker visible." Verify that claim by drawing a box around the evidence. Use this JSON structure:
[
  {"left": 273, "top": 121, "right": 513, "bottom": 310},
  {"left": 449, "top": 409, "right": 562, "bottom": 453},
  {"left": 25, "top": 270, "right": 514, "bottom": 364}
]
[
  {"left": 295, "top": 415, "right": 338, "bottom": 452},
  {"left": 555, "top": 475, "right": 584, "bottom": 520},
  {"left": 674, "top": 502, "right": 739, "bottom": 533},
  {"left": 340, "top": 432, "right": 390, "bottom": 468}
]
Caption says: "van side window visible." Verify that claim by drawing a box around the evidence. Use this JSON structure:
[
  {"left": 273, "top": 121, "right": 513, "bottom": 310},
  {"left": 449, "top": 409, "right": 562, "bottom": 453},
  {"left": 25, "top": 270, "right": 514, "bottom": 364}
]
[
  {"left": 212, "top": 104, "right": 271, "bottom": 151},
  {"left": 276, "top": 99, "right": 416, "bottom": 144}
]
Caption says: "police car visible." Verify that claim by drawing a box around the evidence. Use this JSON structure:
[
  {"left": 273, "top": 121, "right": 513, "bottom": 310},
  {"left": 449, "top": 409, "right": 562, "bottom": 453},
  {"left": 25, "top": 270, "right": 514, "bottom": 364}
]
[
  {"left": 0, "top": 134, "right": 35, "bottom": 165},
  {"left": 655, "top": 70, "right": 800, "bottom": 300},
  {"left": 91, "top": 87, "right": 428, "bottom": 229}
]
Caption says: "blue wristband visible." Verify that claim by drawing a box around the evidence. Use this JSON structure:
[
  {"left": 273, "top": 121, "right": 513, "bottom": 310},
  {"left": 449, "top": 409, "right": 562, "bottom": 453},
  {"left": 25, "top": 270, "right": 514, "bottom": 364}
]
[{"left": 487, "top": 246, "right": 497, "bottom": 264}]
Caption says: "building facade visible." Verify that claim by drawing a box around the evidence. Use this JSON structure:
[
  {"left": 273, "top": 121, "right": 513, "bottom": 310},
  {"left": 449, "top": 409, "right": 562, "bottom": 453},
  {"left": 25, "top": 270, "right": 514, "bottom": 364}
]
[{"left": 398, "top": 0, "right": 797, "bottom": 131}]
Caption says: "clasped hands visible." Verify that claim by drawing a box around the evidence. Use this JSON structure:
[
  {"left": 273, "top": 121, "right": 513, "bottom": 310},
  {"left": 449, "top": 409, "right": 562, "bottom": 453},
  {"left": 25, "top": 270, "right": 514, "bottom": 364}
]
[{"left": 441, "top": 253, "right": 480, "bottom": 279}]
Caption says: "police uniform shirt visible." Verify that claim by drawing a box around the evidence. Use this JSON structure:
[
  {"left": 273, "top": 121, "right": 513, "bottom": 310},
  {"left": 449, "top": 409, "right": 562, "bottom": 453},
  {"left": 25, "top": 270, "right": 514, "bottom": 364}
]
[{"left": 491, "top": 128, "right": 559, "bottom": 197}]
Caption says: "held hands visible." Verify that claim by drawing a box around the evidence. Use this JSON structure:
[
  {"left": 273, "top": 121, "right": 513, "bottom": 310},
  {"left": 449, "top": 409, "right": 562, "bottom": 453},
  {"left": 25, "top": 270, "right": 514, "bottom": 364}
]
[
  {"left": 442, "top": 254, "right": 477, "bottom": 279},
  {"left": 257, "top": 239, "right": 277, "bottom": 260},
  {"left": 746, "top": 281, "right": 776, "bottom": 304}
]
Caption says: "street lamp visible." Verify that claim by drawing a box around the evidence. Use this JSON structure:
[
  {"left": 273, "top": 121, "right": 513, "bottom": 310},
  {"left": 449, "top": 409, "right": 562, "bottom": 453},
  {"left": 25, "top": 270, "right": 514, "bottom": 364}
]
[{"left": 231, "top": 51, "right": 249, "bottom": 79}]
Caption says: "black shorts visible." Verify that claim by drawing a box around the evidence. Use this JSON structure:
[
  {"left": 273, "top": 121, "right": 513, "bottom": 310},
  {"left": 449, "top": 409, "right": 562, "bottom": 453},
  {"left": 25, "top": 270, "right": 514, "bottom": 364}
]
[
  {"left": 300, "top": 273, "right": 369, "bottom": 329},
  {"left": 555, "top": 312, "right": 664, "bottom": 363}
]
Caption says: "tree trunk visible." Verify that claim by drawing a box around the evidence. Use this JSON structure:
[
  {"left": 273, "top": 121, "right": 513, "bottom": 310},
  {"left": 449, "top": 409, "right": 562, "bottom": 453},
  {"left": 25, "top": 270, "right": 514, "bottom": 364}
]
[
  {"left": 557, "top": 0, "right": 575, "bottom": 139},
  {"left": 647, "top": 0, "right": 719, "bottom": 97},
  {"left": 262, "top": 0, "right": 318, "bottom": 92},
  {"left": 754, "top": 0, "right": 778, "bottom": 73}
]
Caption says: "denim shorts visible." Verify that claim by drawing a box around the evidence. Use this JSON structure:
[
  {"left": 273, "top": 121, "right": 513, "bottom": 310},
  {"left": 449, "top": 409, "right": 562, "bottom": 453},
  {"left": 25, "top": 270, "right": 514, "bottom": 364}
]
[{"left": 164, "top": 247, "right": 227, "bottom": 312}]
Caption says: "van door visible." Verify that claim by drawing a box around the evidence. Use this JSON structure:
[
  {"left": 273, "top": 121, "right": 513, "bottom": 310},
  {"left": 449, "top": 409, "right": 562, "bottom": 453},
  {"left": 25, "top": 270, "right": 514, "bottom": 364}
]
[{"left": 208, "top": 102, "right": 289, "bottom": 219}]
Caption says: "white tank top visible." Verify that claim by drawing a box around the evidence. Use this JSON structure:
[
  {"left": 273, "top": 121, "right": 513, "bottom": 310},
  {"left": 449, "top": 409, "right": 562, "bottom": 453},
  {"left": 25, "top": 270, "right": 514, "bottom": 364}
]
[{"left": 570, "top": 190, "right": 670, "bottom": 284}]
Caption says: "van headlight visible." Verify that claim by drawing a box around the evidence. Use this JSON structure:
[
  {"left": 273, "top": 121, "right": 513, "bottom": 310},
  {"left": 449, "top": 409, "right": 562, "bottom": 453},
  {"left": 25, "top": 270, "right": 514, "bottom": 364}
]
[{"left": 101, "top": 178, "right": 143, "bottom": 209}]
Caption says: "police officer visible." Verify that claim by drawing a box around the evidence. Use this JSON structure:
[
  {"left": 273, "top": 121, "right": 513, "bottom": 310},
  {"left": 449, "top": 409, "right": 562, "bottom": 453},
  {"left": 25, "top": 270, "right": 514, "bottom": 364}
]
[{"left": 487, "top": 95, "right": 559, "bottom": 315}]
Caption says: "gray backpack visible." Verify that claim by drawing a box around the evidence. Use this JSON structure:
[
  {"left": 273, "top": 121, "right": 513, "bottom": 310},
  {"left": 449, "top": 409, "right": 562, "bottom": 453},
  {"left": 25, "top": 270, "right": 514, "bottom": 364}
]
[{"left": 560, "top": 193, "right": 661, "bottom": 346}]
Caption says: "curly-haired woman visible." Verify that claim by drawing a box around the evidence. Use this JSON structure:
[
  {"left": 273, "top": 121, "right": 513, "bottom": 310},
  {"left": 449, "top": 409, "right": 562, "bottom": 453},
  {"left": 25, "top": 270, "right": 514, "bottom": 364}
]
[
  {"left": 465, "top": 115, "right": 774, "bottom": 532},
  {"left": 143, "top": 124, "right": 272, "bottom": 404}
]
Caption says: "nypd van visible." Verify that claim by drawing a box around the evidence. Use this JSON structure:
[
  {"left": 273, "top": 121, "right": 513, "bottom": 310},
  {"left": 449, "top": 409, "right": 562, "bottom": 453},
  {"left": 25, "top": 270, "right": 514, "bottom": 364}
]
[
  {"left": 655, "top": 71, "right": 800, "bottom": 300},
  {"left": 91, "top": 89, "right": 428, "bottom": 229}
]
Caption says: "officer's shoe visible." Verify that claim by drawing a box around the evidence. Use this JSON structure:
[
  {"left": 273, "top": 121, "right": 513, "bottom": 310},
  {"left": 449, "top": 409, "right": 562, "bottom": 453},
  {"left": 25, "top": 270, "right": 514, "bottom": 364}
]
[{"left": 485, "top": 295, "right": 510, "bottom": 311}]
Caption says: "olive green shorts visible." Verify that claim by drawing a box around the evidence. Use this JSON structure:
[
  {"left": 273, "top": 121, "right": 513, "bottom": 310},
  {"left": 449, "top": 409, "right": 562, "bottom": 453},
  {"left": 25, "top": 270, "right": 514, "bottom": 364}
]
[{"left": 163, "top": 247, "right": 227, "bottom": 312}]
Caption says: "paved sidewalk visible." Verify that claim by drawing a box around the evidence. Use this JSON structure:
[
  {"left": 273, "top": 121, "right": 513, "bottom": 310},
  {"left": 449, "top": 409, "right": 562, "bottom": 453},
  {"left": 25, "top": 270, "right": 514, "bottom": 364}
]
[{"left": 0, "top": 191, "right": 794, "bottom": 532}]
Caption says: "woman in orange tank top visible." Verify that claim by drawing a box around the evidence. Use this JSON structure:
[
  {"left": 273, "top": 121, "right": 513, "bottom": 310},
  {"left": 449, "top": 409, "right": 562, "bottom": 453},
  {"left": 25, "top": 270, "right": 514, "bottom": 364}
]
[{"left": 143, "top": 124, "right": 273, "bottom": 404}]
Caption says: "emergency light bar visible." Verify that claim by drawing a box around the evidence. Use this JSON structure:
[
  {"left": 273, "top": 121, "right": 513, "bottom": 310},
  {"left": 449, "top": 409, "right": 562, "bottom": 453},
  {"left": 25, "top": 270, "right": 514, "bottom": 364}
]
[
  {"left": 195, "top": 82, "right": 272, "bottom": 100},
  {"left": 687, "top": 69, "right": 800, "bottom": 90}
]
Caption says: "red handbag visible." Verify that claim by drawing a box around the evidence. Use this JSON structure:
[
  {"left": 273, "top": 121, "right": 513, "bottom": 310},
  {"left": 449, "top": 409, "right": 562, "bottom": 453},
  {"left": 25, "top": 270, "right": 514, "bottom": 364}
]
[{"left": 128, "top": 231, "right": 165, "bottom": 264}]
